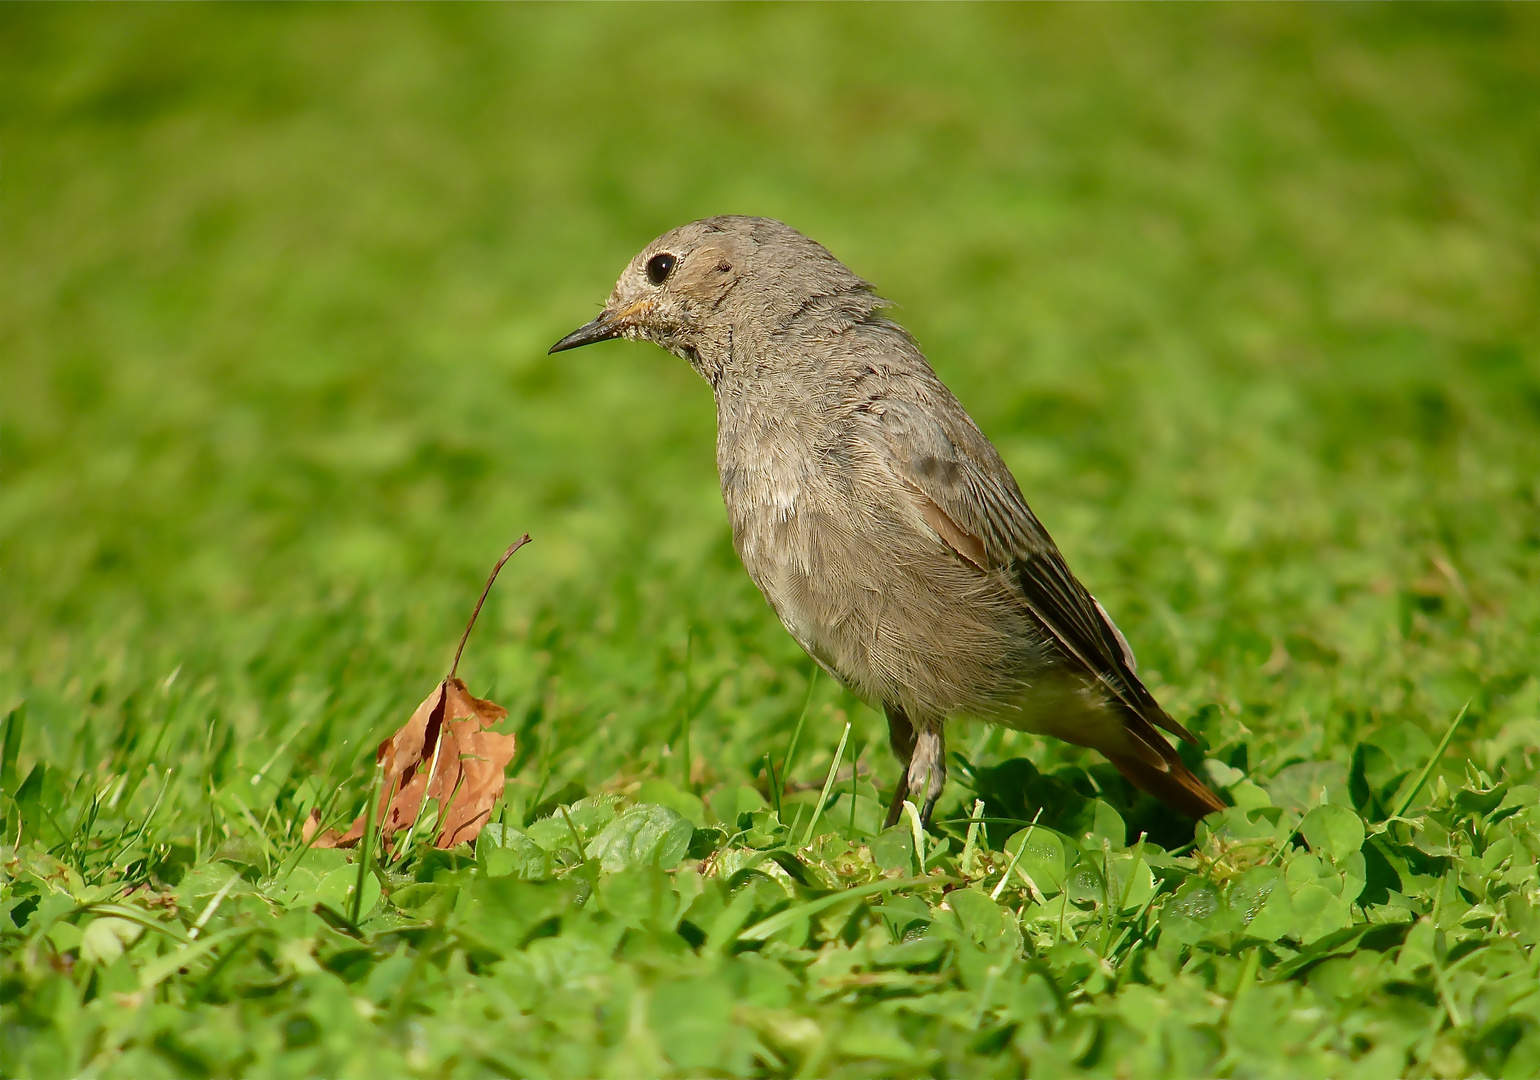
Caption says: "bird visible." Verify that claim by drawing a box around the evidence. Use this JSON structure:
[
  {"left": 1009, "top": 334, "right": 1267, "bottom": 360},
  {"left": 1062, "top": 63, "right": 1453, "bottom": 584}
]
[{"left": 550, "top": 215, "right": 1224, "bottom": 829}]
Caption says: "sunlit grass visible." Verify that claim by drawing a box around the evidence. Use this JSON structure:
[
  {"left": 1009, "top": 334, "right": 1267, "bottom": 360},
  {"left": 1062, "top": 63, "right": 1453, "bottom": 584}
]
[{"left": 2, "top": 5, "right": 1538, "bottom": 1077}]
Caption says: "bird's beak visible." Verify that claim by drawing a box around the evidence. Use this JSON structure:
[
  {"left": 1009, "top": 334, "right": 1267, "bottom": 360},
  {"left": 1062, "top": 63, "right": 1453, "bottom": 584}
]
[
  {"left": 548, "top": 311, "right": 621, "bottom": 354},
  {"left": 548, "top": 299, "right": 651, "bottom": 354}
]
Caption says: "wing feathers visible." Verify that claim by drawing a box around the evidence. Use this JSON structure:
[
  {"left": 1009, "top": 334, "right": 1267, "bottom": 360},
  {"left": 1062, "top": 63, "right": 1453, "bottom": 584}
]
[
  {"left": 862, "top": 394, "right": 1199, "bottom": 747},
  {"left": 905, "top": 480, "right": 990, "bottom": 572}
]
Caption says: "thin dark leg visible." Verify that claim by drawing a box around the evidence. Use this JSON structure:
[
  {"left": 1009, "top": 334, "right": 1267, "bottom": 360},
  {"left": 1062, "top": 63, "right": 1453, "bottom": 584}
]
[
  {"left": 883, "top": 765, "right": 910, "bottom": 830},
  {"left": 882, "top": 703, "right": 916, "bottom": 829}
]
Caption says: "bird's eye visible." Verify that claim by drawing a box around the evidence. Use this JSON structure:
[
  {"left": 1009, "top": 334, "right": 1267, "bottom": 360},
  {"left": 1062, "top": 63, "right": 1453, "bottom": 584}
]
[{"left": 645, "top": 253, "right": 677, "bottom": 286}]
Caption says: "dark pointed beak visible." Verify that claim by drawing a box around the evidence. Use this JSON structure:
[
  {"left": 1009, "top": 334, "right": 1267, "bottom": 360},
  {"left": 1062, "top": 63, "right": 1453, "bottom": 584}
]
[{"left": 548, "top": 310, "right": 623, "bottom": 354}]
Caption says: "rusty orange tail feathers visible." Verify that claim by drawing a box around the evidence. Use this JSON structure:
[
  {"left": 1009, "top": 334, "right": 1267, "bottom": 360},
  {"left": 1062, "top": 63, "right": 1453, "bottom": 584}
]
[{"left": 1104, "top": 752, "right": 1226, "bottom": 820}]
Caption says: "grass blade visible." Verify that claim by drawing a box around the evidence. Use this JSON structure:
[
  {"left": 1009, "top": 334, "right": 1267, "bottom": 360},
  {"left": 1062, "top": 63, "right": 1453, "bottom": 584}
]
[
  {"left": 0, "top": 706, "right": 24, "bottom": 795},
  {"left": 903, "top": 800, "right": 926, "bottom": 874},
  {"left": 801, "top": 721, "right": 851, "bottom": 846},
  {"left": 1394, "top": 699, "right": 1472, "bottom": 818},
  {"left": 76, "top": 902, "right": 193, "bottom": 944},
  {"left": 990, "top": 807, "right": 1043, "bottom": 901},
  {"left": 779, "top": 668, "right": 818, "bottom": 803},
  {"left": 848, "top": 742, "right": 862, "bottom": 836},
  {"left": 739, "top": 875, "right": 943, "bottom": 941},
  {"left": 960, "top": 798, "right": 985, "bottom": 870},
  {"left": 352, "top": 758, "right": 386, "bottom": 925},
  {"left": 764, "top": 753, "right": 782, "bottom": 819},
  {"left": 189, "top": 872, "right": 242, "bottom": 940},
  {"left": 139, "top": 928, "right": 245, "bottom": 991},
  {"left": 396, "top": 712, "right": 449, "bottom": 862}
]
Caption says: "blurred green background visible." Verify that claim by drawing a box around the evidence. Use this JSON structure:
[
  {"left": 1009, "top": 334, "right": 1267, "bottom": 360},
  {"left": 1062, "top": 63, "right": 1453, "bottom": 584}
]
[{"left": 3, "top": 3, "right": 1538, "bottom": 815}]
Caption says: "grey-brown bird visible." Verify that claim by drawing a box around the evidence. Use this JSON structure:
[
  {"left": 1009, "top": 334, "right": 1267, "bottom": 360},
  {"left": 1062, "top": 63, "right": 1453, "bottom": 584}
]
[{"left": 551, "top": 216, "right": 1224, "bottom": 828}]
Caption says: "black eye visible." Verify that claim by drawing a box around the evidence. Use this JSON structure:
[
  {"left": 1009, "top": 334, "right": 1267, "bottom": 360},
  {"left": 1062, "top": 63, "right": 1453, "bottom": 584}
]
[{"left": 645, "top": 253, "right": 676, "bottom": 286}]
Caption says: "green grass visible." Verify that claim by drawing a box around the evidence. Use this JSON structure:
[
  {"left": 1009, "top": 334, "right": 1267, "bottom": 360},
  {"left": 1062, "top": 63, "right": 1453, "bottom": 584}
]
[{"left": 4, "top": 4, "right": 1540, "bottom": 1077}]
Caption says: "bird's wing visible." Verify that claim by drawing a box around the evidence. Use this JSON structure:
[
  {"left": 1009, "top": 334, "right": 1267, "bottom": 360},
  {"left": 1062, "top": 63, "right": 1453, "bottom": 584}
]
[{"left": 855, "top": 392, "right": 1198, "bottom": 747}]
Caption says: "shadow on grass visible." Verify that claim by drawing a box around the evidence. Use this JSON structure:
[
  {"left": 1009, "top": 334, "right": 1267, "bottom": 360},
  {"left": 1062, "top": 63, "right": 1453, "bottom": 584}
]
[{"left": 964, "top": 754, "right": 1202, "bottom": 851}]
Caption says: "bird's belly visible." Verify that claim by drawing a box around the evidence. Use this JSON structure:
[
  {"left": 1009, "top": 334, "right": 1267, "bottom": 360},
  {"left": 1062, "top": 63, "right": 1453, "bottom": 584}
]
[{"left": 729, "top": 483, "right": 1049, "bottom": 720}]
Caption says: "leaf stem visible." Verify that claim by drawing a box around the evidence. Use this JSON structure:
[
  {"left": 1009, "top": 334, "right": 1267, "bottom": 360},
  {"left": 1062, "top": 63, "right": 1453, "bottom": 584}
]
[
  {"left": 559, "top": 804, "right": 588, "bottom": 862},
  {"left": 450, "top": 534, "right": 531, "bottom": 681}
]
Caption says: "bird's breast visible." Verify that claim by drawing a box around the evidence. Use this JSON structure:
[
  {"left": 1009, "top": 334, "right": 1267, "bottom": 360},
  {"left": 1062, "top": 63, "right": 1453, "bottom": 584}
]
[
  {"left": 718, "top": 431, "right": 818, "bottom": 584},
  {"left": 713, "top": 398, "right": 1051, "bottom": 719}
]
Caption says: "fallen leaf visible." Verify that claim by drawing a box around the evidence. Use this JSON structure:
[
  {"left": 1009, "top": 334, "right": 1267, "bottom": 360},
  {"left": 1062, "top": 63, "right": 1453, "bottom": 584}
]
[{"left": 313, "top": 535, "right": 529, "bottom": 851}]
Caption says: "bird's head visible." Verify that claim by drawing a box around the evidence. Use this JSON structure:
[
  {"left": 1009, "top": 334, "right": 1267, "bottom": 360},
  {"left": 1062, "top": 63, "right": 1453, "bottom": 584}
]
[{"left": 548, "top": 216, "right": 873, "bottom": 379}]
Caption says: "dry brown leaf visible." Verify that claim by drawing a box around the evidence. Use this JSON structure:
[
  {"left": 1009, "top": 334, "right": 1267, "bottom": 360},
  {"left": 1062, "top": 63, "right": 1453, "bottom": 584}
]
[
  {"left": 311, "top": 535, "right": 529, "bottom": 851},
  {"left": 314, "top": 678, "right": 515, "bottom": 849}
]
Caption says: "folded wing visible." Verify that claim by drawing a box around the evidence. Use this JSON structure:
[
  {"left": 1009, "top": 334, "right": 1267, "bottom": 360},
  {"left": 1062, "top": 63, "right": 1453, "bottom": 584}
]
[{"left": 854, "top": 391, "right": 1213, "bottom": 780}]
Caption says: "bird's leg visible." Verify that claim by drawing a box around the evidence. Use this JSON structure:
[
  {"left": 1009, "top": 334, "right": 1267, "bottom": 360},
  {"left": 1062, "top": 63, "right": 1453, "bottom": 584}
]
[
  {"left": 882, "top": 703, "right": 917, "bottom": 829},
  {"left": 909, "top": 722, "right": 947, "bottom": 827}
]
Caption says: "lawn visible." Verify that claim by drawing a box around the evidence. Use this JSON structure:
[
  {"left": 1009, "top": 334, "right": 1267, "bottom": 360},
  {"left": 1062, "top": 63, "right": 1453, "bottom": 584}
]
[{"left": 3, "top": 4, "right": 1539, "bottom": 1077}]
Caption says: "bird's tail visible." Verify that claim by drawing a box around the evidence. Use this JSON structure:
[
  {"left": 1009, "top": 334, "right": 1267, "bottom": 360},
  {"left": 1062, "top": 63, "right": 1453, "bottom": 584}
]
[{"left": 1104, "top": 751, "right": 1226, "bottom": 819}]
